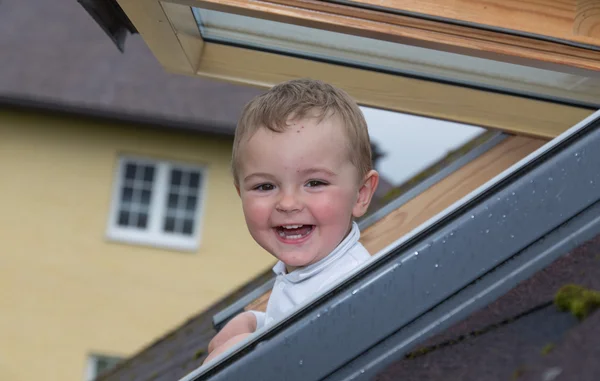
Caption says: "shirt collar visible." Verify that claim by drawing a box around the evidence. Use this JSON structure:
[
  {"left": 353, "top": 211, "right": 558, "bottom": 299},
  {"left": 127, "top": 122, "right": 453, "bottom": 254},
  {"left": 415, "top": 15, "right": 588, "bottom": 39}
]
[{"left": 272, "top": 222, "right": 361, "bottom": 283}]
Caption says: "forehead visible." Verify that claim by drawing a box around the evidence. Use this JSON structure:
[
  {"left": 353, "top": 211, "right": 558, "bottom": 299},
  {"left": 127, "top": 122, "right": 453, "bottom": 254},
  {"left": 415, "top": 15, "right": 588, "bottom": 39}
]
[{"left": 238, "top": 115, "right": 353, "bottom": 172}]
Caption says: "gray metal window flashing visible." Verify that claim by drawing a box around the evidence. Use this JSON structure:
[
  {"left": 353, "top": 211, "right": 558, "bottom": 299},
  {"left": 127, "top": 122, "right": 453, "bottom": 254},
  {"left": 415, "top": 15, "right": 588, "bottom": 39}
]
[
  {"left": 211, "top": 132, "right": 507, "bottom": 330},
  {"left": 182, "top": 109, "right": 600, "bottom": 381}
]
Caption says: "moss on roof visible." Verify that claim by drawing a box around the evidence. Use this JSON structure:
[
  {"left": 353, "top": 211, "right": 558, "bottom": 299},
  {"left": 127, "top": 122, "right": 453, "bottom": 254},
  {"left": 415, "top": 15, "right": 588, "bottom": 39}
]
[{"left": 554, "top": 284, "right": 600, "bottom": 320}]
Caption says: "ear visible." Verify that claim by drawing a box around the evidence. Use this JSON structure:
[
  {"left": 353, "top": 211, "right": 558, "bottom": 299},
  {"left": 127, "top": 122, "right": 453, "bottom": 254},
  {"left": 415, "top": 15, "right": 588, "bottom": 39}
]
[{"left": 352, "top": 170, "right": 379, "bottom": 218}]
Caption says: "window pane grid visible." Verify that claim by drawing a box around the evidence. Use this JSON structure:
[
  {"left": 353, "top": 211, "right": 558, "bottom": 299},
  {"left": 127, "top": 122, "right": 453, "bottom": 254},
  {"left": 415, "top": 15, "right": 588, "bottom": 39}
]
[
  {"left": 124, "top": 179, "right": 153, "bottom": 190},
  {"left": 117, "top": 162, "right": 155, "bottom": 229},
  {"left": 109, "top": 157, "right": 204, "bottom": 249},
  {"left": 168, "top": 185, "right": 198, "bottom": 197},
  {"left": 163, "top": 168, "right": 202, "bottom": 236},
  {"left": 120, "top": 202, "right": 149, "bottom": 213}
]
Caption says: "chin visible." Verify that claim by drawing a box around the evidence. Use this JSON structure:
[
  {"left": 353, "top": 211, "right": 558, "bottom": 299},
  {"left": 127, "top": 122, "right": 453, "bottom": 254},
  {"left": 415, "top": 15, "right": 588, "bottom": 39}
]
[{"left": 278, "top": 252, "right": 318, "bottom": 268}]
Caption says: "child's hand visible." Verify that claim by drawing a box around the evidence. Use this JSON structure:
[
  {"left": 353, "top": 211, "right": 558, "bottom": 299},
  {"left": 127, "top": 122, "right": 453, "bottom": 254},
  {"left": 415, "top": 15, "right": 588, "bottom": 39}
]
[
  {"left": 203, "top": 333, "right": 252, "bottom": 365},
  {"left": 205, "top": 311, "right": 257, "bottom": 364}
]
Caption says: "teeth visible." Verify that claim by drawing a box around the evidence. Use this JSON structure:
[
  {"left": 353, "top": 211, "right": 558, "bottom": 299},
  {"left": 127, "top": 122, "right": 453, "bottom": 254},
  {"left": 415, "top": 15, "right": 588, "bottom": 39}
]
[
  {"left": 277, "top": 226, "right": 312, "bottom": 240},
  {"left": 282, "top": 225, "right": 303, "bottom": 229},
  {"left": 280, "top": 233, "right": 303, "bottom": 239}
]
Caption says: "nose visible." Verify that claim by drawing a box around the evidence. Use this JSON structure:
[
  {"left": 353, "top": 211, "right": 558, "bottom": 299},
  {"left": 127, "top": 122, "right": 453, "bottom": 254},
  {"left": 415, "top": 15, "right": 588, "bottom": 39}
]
[{"left": 276, "top": 189, "right": 303, "bottom": 213}]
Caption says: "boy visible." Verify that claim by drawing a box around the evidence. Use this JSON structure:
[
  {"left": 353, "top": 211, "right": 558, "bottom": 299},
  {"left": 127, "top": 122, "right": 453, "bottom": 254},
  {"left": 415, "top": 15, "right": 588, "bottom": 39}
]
[{"left": 204, "top": 78, "right": 379, "bottom": 364}]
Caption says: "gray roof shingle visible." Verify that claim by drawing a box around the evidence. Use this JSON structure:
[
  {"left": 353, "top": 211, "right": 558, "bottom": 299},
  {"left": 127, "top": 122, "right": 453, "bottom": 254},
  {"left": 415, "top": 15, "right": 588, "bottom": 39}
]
[
  {"left": 0, "top": 0, "right": 264, "bottom": 133},
  {"left": 374, "top": 234, "right": 600, "bottom": 381}
]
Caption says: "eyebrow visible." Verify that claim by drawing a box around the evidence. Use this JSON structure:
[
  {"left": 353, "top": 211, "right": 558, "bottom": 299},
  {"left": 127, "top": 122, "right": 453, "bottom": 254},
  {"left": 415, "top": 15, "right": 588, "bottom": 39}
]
[
  {"left": 243, "top": 168, "right": 337, "bottom": 183},
  {"left": 243, "top": 172, "right": 276, "bottom": 183},
  {"left": 299, "top": 167, "right": 338, "bottom": 177}
]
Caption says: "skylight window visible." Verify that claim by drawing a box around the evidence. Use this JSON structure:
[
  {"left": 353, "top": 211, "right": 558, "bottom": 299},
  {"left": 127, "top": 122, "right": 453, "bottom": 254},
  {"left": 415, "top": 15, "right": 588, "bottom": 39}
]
[{"left": 191, "top": 7, "right": 600, "bottom": 107}]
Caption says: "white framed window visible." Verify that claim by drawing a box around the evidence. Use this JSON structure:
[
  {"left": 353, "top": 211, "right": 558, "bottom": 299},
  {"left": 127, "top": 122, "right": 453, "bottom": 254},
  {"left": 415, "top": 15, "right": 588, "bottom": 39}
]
[
  {"left": 107, "top": 155, "right": 207, "bottom": 251},
  {"left": 84, "top": 354, "right": 122, "bottom": 381}
]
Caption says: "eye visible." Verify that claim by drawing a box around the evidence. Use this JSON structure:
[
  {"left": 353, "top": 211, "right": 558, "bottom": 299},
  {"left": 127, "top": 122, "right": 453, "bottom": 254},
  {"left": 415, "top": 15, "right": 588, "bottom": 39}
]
[
  {"left": 254, "top": 183, "right": 275, "bottom": 191},
  {"left": 306, "top": 180, "right": 327, "bottom": 188}
]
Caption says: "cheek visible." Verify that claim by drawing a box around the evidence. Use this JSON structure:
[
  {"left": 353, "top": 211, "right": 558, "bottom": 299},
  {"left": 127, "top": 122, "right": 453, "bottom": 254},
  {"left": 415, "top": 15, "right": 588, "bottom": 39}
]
[
  {"left": 310, "top": 191, "right": 355, "bottom": 222},
  {"left": 242, "top": 196, "right": 272, "bottom": 227}
]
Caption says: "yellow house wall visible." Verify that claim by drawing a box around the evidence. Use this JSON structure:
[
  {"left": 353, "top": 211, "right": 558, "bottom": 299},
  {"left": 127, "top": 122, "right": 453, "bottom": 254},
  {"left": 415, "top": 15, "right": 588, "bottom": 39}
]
[{"left": 0, "top": 109, "right": 275, "bottom": 381}]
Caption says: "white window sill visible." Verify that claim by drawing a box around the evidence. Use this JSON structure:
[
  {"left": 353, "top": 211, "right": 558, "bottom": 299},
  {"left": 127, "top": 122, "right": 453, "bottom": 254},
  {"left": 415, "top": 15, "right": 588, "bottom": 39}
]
[{"left": 106, "top": 228, "right": 200, "bottom": 252}]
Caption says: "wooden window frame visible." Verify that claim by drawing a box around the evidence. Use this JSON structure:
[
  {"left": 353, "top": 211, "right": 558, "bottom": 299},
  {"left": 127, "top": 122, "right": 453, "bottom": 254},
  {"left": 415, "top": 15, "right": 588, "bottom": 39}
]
[{"left": 115, "top": 0, "right": 595, "bottom": 139}]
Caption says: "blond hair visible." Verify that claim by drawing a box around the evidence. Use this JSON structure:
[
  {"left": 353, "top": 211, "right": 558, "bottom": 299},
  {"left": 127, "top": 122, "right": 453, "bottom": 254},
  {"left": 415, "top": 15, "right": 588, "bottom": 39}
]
[{"left": 232, "top": 78, "right": 372, "bottom": 185}]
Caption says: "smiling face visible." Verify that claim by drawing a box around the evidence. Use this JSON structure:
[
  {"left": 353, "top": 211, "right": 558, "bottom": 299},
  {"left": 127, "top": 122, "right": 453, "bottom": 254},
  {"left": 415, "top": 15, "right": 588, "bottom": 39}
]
[{"left": 235, "top": 114, "right": 378, "bottom": 272}]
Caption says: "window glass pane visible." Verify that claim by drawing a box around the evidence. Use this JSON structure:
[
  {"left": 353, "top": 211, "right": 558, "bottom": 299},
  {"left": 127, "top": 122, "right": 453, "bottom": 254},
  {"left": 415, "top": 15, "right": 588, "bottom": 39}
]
[
  {"left": 168, "top": 193, "right": 178, "bottom": 209},
  {"left": 137, "top": 213, "right": 148, "bottom": 228},
  {"left": 189, "top": 172, "right": 201, "bottom": 189},
  {"left": 143, "top": 165, "right": 155, "bottom": 182},
  {"left": 186, "top": 195, "right": 197, "bottom": 211},
  {"left": 164, "top": 217, "right": 175, "bottom": 232},
  {"left": 171, "top": 169, "right": 182, "bottom": 186},
  {"left": 141, "top": 190, "right": 151, "bottom": 205},
  {"left": 121, "top": 187, "right": 133, "bottom": 203},
  {"left": 193, "top": 8, "right": 600, "bottom": 106},
  {"left": 117, "top": 211, "right": 129, "bottom": 226},
  {"left": 124, "top": 163, "right": 136, "bottom": 180},
  {"left": 182, "top": 219, "right": 194, "bottom": 235}
]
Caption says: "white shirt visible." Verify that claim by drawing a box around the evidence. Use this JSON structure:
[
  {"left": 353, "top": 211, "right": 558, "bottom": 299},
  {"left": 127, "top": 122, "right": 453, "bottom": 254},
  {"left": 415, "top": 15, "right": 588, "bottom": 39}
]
[{"left": 251, "top": 222, "right": 371, "bottom": 329}]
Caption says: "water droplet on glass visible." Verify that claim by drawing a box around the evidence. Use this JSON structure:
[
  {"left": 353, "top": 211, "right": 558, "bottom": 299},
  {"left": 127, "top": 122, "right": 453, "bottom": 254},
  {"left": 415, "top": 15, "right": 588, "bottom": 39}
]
[
  {"left": 575, "top": 152, "right": 579, "bottom": 157},
  {"left": 488, "top": 213, "right": 493, "bottom": 218},
  {"left": 299, "top": 360, "right": 303, "bottom": 366},
  {"left": 510, "top": 234, "right": 515, "bottom": 239},
  {"left": 414, "top": 251, "right": 419, "bottom": 257},
  {"left": 316, "top": 313, "right": 320, "bottom": 318},
  {"left": 352, "top": 289, "right": 358, "bottom": 295},
  {"left": 548, "top": 177, "right": 553, "bottom": 181},
  {"left": 591, "top": 180, "right": 595, "bottom": 185},
  {"left": 502, "top": 214, "right": 506, "bottom": 218},
  {"left": 532, "top": 190, "right": 536, "bottom": 194},
  {"left": 512, "top": 192, "right": 516, "bottom": 196},
  {"left": 434, "top": 263, "right": 439, "bottom": 268},
  {"left": 485, "top": 229, "right": 490, "bottom": 234},
  {"left": 361, "top": 370, "right": 365, "bottom": 374},
  {"left": 450, "top": 232, "right": 454, "bottom": 236}
]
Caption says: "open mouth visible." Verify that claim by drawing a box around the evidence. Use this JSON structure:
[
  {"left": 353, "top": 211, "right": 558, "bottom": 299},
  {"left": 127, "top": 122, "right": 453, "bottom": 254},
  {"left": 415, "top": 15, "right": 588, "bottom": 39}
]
[{"left": 275, "top": 224, "right": 314, "bottom": 240}]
